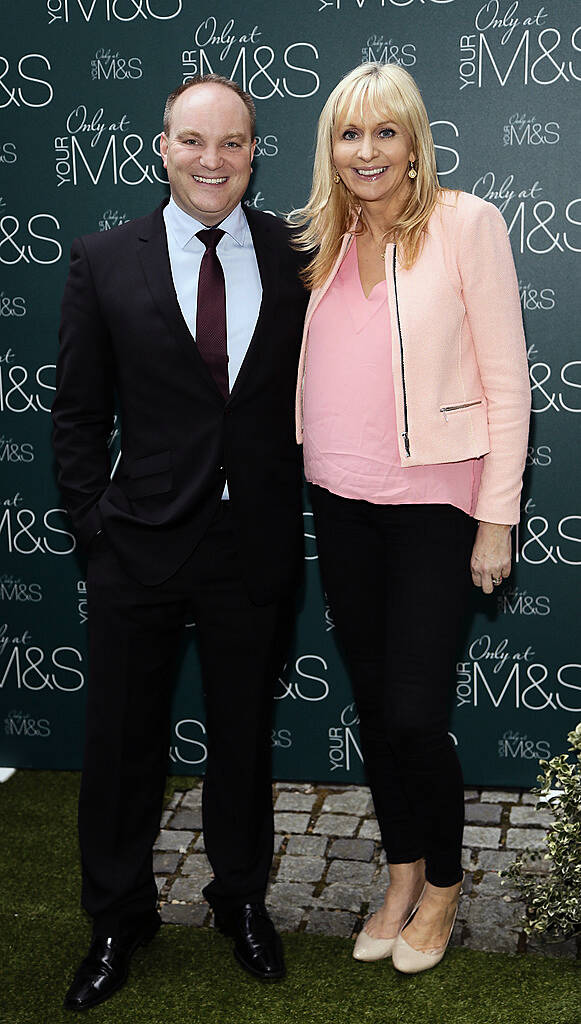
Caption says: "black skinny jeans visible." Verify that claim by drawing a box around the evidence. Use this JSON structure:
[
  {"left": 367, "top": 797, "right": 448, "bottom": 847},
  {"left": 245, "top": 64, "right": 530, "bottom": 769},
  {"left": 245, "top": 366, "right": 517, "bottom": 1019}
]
[{"left": 311, "top": 485, "right": 477, "bottom": 887}]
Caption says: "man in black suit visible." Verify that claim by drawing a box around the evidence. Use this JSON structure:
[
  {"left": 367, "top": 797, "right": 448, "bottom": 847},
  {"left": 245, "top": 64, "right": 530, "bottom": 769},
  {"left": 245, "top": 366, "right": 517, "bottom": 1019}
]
[{"left": 52, "top": 74, "right": 308, "bottom": 1011}]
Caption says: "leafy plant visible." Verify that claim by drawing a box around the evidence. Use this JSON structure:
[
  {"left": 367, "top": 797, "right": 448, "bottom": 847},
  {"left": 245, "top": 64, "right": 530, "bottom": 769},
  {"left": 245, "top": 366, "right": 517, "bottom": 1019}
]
[{"left": 502, "top": 723, "right": 581, "bottom": 941}]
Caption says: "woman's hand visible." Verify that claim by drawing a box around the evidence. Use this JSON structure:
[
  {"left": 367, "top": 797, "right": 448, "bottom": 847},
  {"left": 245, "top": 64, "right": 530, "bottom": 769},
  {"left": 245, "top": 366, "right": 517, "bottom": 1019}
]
[{"left": 470, "top": 522, "right": 512, "bottom": 594}]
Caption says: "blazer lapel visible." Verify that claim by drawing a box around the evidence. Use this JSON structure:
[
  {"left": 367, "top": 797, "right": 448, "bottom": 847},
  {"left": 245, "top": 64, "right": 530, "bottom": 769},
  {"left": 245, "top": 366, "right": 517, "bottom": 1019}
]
[
  {"left": 136, "top": 201, "right": 224, "bottom": 398},
  {"left": 228, "top": 206, "right": 279, "bottom": 401}
]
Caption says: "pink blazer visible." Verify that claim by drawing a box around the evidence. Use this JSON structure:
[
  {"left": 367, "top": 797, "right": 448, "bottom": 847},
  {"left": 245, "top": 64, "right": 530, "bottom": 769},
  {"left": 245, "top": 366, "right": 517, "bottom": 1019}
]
[{"left": 295, "top": 191, "right": 531, "bottom": 525}]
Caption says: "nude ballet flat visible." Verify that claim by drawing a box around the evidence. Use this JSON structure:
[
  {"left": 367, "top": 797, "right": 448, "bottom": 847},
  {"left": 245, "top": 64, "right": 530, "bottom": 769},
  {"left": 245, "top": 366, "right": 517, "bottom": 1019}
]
[
  {"left": 391, "top": 884, "right": 462, "bottom": 974},
  {"left": 353, "top": 886, "right": 426, "bottom": 963}
]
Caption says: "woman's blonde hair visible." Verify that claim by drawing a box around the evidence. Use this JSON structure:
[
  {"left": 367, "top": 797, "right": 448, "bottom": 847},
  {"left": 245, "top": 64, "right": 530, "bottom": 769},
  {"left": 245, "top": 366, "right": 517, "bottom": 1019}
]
[{"left": 290, "top": 62, "right": 443, "bottom": 288}]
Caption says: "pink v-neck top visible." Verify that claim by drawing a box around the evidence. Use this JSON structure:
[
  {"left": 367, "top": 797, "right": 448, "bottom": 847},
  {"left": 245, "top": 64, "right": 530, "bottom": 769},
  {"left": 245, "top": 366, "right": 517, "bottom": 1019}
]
[{"left": 303, "top": 239, "right": 481, "bottom": 512}]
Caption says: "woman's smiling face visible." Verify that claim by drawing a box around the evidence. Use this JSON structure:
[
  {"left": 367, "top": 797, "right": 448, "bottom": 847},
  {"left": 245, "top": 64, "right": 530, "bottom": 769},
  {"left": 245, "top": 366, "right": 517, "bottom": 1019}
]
[{"left": 332, "top": 97, "right": 415, "bottom": 209}]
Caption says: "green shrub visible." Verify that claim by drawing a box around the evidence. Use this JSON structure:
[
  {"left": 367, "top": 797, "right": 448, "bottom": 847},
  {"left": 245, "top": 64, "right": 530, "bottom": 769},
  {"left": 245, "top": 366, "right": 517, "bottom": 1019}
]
[{"left": 502, "top": 723, "right": 581, "bottom": 941}]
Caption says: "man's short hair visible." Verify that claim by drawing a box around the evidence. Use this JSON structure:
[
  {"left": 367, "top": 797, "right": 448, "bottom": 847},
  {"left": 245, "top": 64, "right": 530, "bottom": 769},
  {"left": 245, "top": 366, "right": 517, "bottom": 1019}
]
[{"left": 163, "top": 75, "right": 257, "bottom": 140}]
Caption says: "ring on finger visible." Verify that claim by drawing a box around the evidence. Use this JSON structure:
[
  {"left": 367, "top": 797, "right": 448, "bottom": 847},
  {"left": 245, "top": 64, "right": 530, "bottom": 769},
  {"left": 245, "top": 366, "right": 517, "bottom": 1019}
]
[{"left": 491, "top": 575, "right": 503, "bottom": 586}]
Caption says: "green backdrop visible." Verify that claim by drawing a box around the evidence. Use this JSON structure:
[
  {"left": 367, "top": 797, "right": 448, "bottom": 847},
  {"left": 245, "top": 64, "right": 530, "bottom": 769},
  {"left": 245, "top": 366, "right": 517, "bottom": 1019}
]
[{"left": 1, "top": 0, "right": 580, "bottom": 786}]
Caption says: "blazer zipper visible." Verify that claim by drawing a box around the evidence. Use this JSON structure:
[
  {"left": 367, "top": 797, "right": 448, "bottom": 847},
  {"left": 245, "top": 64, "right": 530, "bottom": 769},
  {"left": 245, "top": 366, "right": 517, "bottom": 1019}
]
[
  {"left": 392, "top": 247, "right": 411, "bottom": 457},
  {"left": 440, "top": 399, "right": 482, "bottom": 422}
]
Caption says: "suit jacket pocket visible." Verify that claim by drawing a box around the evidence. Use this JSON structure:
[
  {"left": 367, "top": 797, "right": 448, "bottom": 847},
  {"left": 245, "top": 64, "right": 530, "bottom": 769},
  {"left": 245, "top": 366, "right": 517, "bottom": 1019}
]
[{"left": 125, "top": 450, "right": 173, "bottom": 498}]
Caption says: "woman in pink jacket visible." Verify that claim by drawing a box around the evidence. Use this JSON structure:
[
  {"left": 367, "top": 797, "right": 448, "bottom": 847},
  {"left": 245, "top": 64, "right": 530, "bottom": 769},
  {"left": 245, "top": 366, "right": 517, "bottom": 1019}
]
[{"left": 292, "top": 63, "right": 530, "bottom": 974}]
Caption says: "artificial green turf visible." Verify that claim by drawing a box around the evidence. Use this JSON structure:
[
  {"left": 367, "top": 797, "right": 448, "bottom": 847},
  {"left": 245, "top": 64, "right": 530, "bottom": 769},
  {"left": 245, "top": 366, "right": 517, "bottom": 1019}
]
[{"left": 1, "top": 771, "right": 579, "bottom": 1024}]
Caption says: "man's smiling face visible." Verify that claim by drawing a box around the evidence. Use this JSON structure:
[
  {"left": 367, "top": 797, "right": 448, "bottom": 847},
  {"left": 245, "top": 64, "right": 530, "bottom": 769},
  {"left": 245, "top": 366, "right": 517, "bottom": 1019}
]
[{"left": 160, "top": 83, "right": 256, "bottom": 226}]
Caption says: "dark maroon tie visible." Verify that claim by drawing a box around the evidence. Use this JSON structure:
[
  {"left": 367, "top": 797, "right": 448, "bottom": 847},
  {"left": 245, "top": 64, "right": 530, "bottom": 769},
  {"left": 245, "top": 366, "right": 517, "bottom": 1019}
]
[{"left": 195, "top": 228, "right": 228, "bottom": 399}]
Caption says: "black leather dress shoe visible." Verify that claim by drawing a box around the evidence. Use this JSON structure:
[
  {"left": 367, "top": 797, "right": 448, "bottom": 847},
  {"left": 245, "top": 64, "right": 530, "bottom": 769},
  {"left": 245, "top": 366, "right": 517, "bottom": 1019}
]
[
  {"left": 64, "top": 914, "right": 161, "bottom": 1011},
  {"left": 215, "top": 902, "right": 285, "bottom": 981}
]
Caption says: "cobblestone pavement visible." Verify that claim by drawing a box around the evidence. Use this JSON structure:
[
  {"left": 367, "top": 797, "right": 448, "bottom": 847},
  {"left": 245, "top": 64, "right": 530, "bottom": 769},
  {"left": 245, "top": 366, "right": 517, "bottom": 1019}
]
[{"left": 154, "top": 781, "right": 579, "bottom": 959}]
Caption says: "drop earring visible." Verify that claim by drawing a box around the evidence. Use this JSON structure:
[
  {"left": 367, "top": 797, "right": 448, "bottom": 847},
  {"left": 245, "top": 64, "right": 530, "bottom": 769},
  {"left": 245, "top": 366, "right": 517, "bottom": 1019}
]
[
  {"left": 408, "top": 161, "right": 417, "bottom": 179},
  {"left": 333, "top": 170, "right": 340, "bottom": 184}
]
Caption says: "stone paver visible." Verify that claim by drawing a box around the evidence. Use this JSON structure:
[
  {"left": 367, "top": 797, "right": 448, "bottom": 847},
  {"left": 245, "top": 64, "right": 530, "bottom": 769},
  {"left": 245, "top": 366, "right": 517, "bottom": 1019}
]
[
  {"left": 161, "top": 904, "right": 208, "bottom": 927},
  {"left": 510, "top": 806, "right": 554, "bottom": 828},
  {"left": 154, "top": 829, "right": 195, "bottom": 852},
  {"left": 268, "top": 905, "right": 305, "bottom": 932},
  {"left": 306, "top": 910, "right": 358, "bottom": 936},
  {"left": 154, "top": 782, "right": 578, "bottom": 960},
  {"left": 463, "top": 896, "right": 524, "bottom": 953},
  {"left": 476, "top": 849, "right": 518, "bottom": 871},
  {"left": 326, "top": 860, "right": 376, "bottom": 886},
  {"left": 286, "top": 835, "right": 328, "bottom": 857},
  {"left": 358, "top": 820, "right": 381, "bottom": 841},
  {"left": 477, "top": 871, "right": 517, "bottom": 897},
  {"left": 181, "top": 853, "right": 212, "bottom": 878},
  {"left": 168, "top": 875, "right": 213, "bottom": 903},
  {"left": 321, "top": 791, "right": 373, "bottom": 815},
  {"left": 328, "top": 838, "right": 375, "bottom": 862},
  {"left": 276, "top": 782, "right": 315, "bottom": 792},
  {"left": 268, "top": 882, "right": 315, "bottom": 907},
  {"left": 181, "top": 788, "right": 203, "bottom": 810},
  {"left": 274, "top": 812, "right": 311, "bottom": 834},
  {"left": 168, "top": 809, "right": 203, "bottom": 831},
  {"left": 312, "top": 814, "right": 359, "bottom": 837},
  {"left": 465, "top": 803, "right": 502, "bottom": 825},
  {"left": 463, "top": 826, "right": 502, "bottom": 848},
  {"left": 277, "top": 856, "right": 325, "bottom": 883},
  {"left": 315, "top": 884, "right": 368, "bottom": 914},
  {"left": 374, "top": 864, "right": 390, "bottom": 890},
  {"left": 481, "top": 790, "right": 518, "bottom": 803},
  {"left": 367, "top": 879, "right": 391, "bottom": 913},
  {"left": 506, "top": 828, "right": 547, "bottom": 850},
  {"left": 456, "top": 893, "right": 471, "bottom": 924},
  {"left": 461, "top": 848, "right": 477, "bottom": 870},
  {"left": 153, "top": 852, "right": 181, "bottom": 875},
  {"left": 275, "top": 792, "right": 318, "bottom": 813}
]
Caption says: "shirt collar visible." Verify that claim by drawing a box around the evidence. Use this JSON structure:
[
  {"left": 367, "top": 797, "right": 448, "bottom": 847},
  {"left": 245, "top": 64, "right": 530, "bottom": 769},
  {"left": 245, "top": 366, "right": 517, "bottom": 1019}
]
[{"left": 165, "top": 197, "right": 248, "bottom": 250}]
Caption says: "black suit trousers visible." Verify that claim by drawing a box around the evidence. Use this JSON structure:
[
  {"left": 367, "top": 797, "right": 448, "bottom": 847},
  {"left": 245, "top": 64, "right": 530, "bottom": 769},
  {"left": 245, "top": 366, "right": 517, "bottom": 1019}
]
[{"left": 80, "top": 503, "right": 293, "bottom": 934}]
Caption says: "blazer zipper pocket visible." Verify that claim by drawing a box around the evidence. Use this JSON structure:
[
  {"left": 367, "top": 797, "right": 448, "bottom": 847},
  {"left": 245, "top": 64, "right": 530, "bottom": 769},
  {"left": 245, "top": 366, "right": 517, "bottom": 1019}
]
[
  {"left": 392, "top": 248, "right": 410, "bottom": 457},
  {"left": 440, "top": 399, "right": 482, "bottom": 422}
]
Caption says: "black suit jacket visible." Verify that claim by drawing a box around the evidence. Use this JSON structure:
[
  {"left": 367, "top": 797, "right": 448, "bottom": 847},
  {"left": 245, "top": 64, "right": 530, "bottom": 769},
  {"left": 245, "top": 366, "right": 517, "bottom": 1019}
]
[{"left": 52, "top": 202, "right": 309, "bottom": 603}]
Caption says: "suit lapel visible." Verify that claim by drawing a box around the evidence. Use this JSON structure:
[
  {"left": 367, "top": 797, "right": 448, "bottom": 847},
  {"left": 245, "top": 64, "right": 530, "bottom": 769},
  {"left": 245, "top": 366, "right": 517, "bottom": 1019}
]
[
  {"left": 228, "top": 206, "right": 279, "bottom": 400},
  {"left": 136, "top": 202, "right": 281, "bottom": 402},
  {"left": 136, "top": 202, "right": 224, "bottom": 397}
]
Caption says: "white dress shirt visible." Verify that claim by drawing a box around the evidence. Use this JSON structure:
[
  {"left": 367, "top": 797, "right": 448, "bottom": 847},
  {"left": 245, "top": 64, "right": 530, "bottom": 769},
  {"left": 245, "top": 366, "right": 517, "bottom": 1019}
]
[
  {"left": 163, "top": 197, "right": 262, "bottom": 390},
  {"left": 163, "top": 197, "right": 263, "bottom": 499}
]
